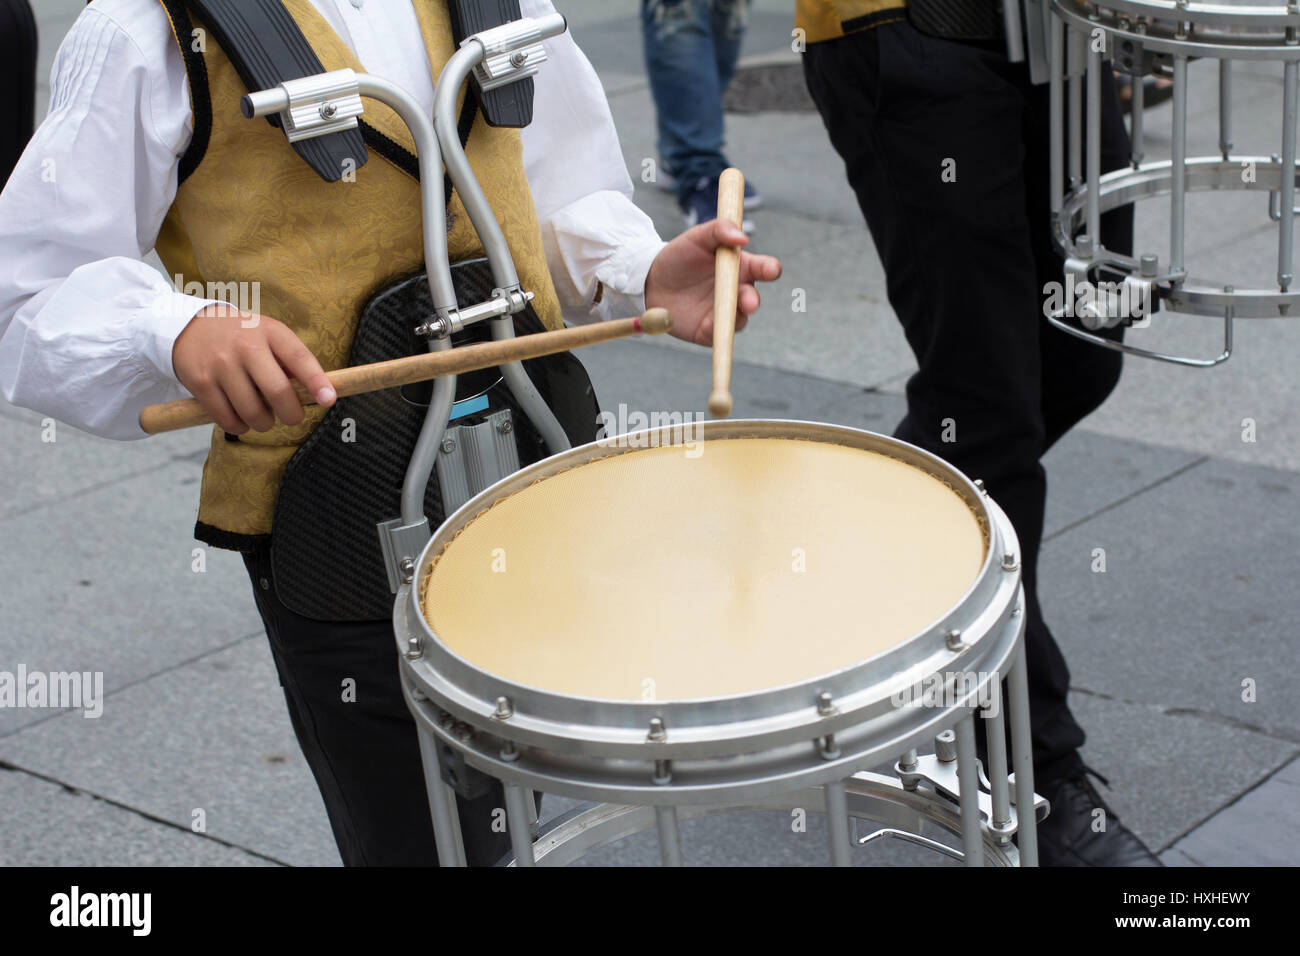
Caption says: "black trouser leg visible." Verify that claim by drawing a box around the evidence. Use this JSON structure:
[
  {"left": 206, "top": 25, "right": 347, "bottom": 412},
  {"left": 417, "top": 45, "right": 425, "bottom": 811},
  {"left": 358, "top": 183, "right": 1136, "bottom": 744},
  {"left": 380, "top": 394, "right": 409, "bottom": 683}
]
[
  {"left": 1020, "top": 52, "right": 1132, "bottom": 781},
  {"left": 803, "top": 21, "right": 1132, "bottom": 783},
  {"left": 0, "top": 0, "right": 37, "bottom": 188},
  {"left": 241, "top": 547, "right": 515, "bottom": 866}
]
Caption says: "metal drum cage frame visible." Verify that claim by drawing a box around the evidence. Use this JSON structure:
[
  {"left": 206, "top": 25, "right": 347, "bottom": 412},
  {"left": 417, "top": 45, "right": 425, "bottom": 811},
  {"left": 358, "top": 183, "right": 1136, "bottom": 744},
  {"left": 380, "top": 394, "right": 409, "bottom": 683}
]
[
  {"left": 396, "top": 421, "right": 1047, "bottom": 867},
  {"left": 1044, "top": 0, "right": 1300, "bottom": 365}
]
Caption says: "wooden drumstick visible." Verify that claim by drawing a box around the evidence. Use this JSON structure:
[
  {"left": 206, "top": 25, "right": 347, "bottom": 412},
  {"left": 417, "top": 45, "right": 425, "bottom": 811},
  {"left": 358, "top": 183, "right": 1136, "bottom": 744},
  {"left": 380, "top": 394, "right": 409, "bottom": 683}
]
[
  {"left": 708, "top": 167, "right": 745, "bottom": 418},
  {"left": 139, "top": 308, "right": 672, "bottom": 435}
]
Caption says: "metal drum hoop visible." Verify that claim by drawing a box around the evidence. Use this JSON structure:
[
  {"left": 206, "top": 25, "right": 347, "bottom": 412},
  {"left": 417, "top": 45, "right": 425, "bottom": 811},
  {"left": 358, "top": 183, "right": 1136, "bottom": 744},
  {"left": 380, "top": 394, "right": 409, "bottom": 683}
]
[
  {"left": 1054, "top": 0, "right": 1300, "bottom": 61},
  {"left": 1054, "top": 157, "right": 1300, "bottom": 316},
  {"left": 1045, "top": 0, "right": 1300, "bottom": 364}
]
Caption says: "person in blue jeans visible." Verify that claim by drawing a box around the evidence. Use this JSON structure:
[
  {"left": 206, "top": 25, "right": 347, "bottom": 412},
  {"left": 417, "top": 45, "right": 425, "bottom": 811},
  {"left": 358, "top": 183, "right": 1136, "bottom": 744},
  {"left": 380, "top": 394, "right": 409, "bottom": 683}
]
[{"left": 642, "top": 0, "right": 761, "bottom": 229}]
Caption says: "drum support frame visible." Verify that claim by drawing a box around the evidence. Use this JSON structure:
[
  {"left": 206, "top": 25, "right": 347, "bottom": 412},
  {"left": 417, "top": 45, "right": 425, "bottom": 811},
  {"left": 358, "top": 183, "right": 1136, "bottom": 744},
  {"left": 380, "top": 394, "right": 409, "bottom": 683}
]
[
  {"left": 508, "top": 771, "right": 1041, "bottom": 868},
  {"left": 410, "top": 602, "right": 1045, "bottom": 868},
  {"left": 244, "top": 15, "right": 576, "bottom": 593},
  {"left": 1044, "top": 0, "right": 1300, "bottom": 366},
  {"left": 399, "top": 420, "right": 1045, "bottom": 867}
]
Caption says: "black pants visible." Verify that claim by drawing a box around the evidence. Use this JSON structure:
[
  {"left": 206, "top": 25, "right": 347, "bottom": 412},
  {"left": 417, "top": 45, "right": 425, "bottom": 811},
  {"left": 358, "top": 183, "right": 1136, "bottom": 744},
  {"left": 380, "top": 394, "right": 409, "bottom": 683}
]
[
  {"left": 804, "top": 21, "right": 1133, "bottom": 783},
  {"left": 242, "top": 546, "right": 514, "bottom": 866},
  {"left": 0, "top": 0, "right": 37, "bottom": 188}
]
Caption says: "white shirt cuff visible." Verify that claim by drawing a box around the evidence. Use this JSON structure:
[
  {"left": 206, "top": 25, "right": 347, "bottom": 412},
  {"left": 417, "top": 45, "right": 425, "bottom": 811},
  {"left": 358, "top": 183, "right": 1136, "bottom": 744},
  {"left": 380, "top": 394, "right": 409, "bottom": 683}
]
[
  {"left": 538, "top": 189, "right": 666, "bottom": 325},
  {"left": 134, "top": 292, "right": 222, "bottom": 383}
]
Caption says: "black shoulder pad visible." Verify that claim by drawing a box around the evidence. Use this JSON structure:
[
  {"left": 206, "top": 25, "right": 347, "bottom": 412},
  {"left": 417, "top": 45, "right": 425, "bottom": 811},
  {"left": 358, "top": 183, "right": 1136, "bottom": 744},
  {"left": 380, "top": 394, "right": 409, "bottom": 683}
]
[
  {"left": 447, "top": 0, "right": 535, "bottom": 129},
  {"left": 185, "top": 0, "right": 369, "bottom": 182}
]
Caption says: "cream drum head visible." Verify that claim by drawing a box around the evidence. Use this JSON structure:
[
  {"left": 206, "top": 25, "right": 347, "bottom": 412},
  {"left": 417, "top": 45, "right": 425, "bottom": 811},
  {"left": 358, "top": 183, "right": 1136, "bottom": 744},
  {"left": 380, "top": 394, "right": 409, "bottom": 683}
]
[{"left": 421, "top": 436, "right": 987, "bottom": 701}]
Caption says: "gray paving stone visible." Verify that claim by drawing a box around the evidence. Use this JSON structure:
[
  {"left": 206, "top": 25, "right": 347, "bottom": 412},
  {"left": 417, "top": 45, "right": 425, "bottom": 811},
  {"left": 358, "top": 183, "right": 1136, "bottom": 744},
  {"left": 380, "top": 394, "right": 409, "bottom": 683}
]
[
  {"left": 605, "top": 203, "right": 909, "bottom": 395},
  {"left": 720, "top": 103, "right": 869, "bottom": 230},
  {"left": 581, "top": 335, "right": 893, "bottom": 426},
  {"left": 1040, "top": 430, "right": 1204, "bottom": 540},
  {"left": 0, "top": 397, "right": 211, "bottom": 520},
  {"left": 727, "top": 213, "right": 912, "bottom": 391},
  {"left": 607, "top": 78, "right": 865, "bottom": 229},
  {"left": 1159, "top": 846, "right": 1204, "bottom": 867},
  {"left": 0, "top": 767, "right": 275, "bottom": 866},
  {"left": 1039, "top": 455, "right": 1300, "bottom": 742},
  {"left": 1082, "top": 323, "right": 1300, "bottom": 474},
  {"left": 0, "top": 460, "right": 263, "bottom": 736},
  {"left": 1067, "top": 692, "right": 1298, "bottom": 853},
  {"left": 0, "top": 635, "right": 338, "bottom": 867},
  {"left": 1162, "top": 755, "right": 1300, "bottom": 867}
]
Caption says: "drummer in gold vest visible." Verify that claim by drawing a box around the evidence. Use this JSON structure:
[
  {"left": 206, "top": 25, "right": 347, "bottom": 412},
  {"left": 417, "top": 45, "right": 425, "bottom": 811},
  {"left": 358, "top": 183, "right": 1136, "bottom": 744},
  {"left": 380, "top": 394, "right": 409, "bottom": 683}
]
[
  {"left": 797, "top": 0, "right": 1160, "bottom": 865},
  {"left": 0, "top": 0, "right": 779, "bottom": 866}
]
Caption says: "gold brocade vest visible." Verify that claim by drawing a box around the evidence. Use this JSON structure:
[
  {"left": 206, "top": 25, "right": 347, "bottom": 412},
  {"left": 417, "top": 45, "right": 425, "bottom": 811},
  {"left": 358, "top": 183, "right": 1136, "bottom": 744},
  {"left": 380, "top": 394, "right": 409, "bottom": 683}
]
[
  {"left": 795, "top": 0, "right": 906, "bottom": 44},
  {"left": 154, "top": 0, "right": 563, "bottom": 542}
]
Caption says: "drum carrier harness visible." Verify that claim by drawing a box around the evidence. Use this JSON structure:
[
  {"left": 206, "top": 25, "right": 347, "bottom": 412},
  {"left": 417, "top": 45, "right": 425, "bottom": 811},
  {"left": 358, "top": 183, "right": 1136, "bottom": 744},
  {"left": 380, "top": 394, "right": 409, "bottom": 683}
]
[{"left": 165, "top": 0, "right": 597, "bottom": 621}]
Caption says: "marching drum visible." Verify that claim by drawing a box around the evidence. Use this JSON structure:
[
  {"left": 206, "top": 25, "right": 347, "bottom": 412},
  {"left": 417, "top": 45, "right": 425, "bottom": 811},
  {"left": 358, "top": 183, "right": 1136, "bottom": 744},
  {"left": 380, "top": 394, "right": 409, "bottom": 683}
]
[
  {"left": 1042, "top": 0, "right": 1300, "bottom": 364},
  {"left": 165, "top": 12, "right": 1045, "bottom": 866},
  {"left": 395, "top": 421, "right": 1046, "bottom": 867}
]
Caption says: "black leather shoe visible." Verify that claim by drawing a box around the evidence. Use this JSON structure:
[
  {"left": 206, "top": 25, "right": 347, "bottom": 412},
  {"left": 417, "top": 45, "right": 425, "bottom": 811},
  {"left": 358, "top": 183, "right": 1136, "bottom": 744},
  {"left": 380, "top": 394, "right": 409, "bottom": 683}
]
[{"left": 1035, "top": 767, "right": 1163, "bottom": 867}]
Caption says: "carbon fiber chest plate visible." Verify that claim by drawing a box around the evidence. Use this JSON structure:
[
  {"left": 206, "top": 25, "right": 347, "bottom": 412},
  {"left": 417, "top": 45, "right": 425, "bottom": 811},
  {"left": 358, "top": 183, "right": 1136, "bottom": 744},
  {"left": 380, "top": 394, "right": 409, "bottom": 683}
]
[{"left": 270, "top": 259, "right": 599, "bottom": 621}]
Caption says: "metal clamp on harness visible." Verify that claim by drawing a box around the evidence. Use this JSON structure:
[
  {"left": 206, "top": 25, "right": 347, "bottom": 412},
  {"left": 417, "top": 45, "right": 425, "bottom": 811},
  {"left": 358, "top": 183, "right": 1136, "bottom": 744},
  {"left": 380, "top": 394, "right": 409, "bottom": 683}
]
[
  {"left": 415, "top": 288, "right": 535, "bottom": 339},
  {"left": 247, "top": 13, "right": 573, "bottom": 597},
  {"left": 240, "top": 69, "right": 364, "bottom": 142},
  {"left": 466, "top": 18, "right": 552, "bottom": 92}
]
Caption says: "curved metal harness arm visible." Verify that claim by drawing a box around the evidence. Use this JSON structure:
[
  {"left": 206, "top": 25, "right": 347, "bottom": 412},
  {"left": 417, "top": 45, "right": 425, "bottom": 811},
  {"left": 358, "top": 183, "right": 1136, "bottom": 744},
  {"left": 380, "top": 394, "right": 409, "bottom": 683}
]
[{"left": 243, "top": 11, "right": 573, "bottom": 585}]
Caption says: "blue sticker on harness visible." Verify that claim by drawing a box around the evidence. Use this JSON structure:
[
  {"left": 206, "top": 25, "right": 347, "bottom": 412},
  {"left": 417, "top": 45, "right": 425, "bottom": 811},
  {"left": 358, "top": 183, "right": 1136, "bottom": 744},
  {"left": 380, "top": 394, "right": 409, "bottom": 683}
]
[{"left": 448, "top": 394, "right": 490, "bottom": 421}]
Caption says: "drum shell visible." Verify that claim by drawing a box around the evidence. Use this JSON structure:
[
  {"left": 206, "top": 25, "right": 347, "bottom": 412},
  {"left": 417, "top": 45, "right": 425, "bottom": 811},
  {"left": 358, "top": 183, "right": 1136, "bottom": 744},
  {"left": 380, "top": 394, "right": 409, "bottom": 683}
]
[{"left": 396, "top": 420, "right": 1025, "bottom": 804}]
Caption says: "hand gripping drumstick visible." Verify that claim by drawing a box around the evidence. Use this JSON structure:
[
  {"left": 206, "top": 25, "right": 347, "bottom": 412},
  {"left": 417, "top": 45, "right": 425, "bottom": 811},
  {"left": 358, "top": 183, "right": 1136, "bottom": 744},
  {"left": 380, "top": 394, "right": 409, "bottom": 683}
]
[
  {"left": 708, "top": 168, "right": 745, "bottom": 418},
  {"left": 139, "top": 309, "right": 672, "bottom": 434}
]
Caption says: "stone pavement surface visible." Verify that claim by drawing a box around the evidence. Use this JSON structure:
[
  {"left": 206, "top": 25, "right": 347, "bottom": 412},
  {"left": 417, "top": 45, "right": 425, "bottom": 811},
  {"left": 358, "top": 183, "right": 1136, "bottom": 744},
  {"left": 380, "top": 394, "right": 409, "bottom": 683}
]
[{"left": 1, "top": 0, "right": 1296, "bottom": 867}]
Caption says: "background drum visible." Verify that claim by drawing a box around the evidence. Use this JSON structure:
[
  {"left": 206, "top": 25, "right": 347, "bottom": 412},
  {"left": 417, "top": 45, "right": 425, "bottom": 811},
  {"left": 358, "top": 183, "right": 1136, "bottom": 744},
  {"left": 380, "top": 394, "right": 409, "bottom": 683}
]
[
  {"left": 396, "top": 420, "right": 1046, "bottom": 866},
  {"left": 1044, "top": 0, "right": 1300, "bottom": 364}
]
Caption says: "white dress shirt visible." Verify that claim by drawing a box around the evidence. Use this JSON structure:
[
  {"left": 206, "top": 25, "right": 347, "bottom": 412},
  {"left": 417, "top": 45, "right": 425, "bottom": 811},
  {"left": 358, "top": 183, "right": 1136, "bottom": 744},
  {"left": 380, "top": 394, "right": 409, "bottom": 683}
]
[{"left": 0, "top": 0, "right": 666, "bottom": 440}]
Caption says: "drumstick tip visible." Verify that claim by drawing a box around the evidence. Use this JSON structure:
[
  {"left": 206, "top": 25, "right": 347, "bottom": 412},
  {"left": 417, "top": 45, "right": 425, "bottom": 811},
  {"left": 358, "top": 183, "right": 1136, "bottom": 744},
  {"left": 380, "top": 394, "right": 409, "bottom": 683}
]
[
  {"left": 638, "top": 308, "right": 672, "bottom": 335},
  {"left": 708, "top": 391, "right": 732, "bottom": 418}
]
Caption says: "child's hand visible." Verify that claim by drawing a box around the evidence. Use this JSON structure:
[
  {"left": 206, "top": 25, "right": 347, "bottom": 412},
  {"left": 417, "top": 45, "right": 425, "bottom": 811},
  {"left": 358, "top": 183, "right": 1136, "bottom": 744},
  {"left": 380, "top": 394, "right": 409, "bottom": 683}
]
[
  {"left": 643, "top": 219, "right": 782, "bottom": 346},
  {"left": 172, "top": 305, "right": 337, "bottom": 434}
]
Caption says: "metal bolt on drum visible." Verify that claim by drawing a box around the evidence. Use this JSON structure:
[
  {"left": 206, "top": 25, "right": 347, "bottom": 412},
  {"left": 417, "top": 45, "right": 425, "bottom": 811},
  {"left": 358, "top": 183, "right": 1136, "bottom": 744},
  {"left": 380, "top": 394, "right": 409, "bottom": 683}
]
[{"left": 395, "top": 420, "right": 1045, "bottom": 867}]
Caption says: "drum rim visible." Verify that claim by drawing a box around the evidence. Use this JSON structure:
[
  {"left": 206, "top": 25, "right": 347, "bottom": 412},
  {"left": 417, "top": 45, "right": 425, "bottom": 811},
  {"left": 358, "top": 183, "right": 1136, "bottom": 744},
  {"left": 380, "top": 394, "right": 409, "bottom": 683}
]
[
  {"left": 397, "top": 420, "right": 1024, "bottom": 760},
  {"left": 1053, "top": 0, "right": 1300, "bottom": 58},
  {"left": 1057, "top": 0, "right": 1300, "bottom": 31}
]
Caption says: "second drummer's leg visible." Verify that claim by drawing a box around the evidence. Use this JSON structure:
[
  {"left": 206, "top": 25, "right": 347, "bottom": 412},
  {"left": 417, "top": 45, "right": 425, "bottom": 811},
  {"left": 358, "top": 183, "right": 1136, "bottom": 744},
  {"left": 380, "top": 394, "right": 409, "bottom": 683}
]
[
  {"left": 242, "top": 546, "right": 513, "bottom": 867},
  {"left": 1016, "top": 67, "right": 1134, "bottom": 779},
  {"left": 803, "top": 22, "right": 1085, "bottom": 774}
]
